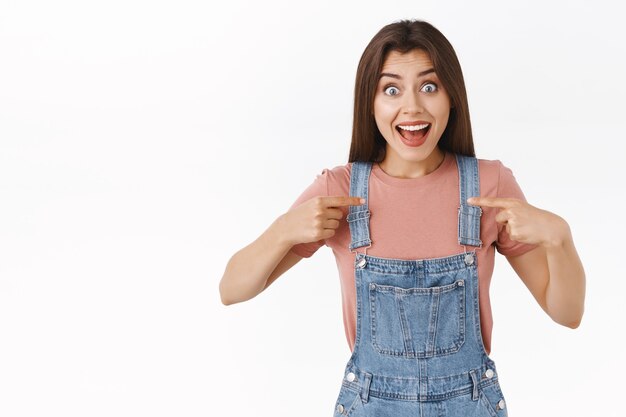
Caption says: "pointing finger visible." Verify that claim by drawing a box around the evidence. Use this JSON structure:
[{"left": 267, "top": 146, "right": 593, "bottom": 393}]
[
  {"left": 466, "top": 196, "right": 519, "bottom": 208},
  {"left": 323, "top": 196, "right": 366, "bottom": 207}
]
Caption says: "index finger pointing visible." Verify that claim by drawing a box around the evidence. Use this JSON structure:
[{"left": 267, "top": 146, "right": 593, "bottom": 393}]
[
  {"left": 467, "top": 196, "right": 518, "bottom": 208},
  {"left": 323, "top": 196, "right": 366, "bottom": 207}
]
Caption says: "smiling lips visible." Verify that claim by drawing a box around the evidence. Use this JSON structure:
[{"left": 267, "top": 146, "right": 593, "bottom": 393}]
[{"left": 396, "top": 121, "right": 431, "bottom": 141}]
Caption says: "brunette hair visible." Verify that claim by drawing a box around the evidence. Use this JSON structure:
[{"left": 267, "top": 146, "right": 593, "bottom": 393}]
[{"left": 348, "top": 19, "right": 475, "bottom": 162}]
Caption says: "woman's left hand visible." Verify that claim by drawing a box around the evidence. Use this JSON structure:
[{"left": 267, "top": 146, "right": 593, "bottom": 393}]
[{"left": 466, "top": 196, "right": 571, "bottom": 248}]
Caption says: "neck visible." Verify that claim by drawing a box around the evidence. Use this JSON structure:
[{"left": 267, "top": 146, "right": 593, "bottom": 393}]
[{"left": 379, "top": 148, "right": 446, "bottom": 179}]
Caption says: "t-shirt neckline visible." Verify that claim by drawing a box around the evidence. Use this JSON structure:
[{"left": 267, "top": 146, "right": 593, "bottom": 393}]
[{"left": 370, "top": 150, "right": 454, "bottom": 188}]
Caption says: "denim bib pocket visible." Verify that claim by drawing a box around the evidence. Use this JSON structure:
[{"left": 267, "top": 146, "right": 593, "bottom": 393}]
[{"left": 368, "top": 280, "right": 466, "bottom": 358}]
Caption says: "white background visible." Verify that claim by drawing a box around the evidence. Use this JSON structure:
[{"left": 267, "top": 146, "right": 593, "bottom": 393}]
[{"left": 1, "top": 1, "right": 624, "bottom": 416}]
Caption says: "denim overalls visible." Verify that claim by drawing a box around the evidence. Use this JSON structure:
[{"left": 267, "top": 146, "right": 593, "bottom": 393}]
[{"left": 332, "top": 154, "right": 509, "bottom": 417}]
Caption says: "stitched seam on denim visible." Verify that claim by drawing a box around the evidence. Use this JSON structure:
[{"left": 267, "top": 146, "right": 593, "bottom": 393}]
[
  {"left": 367, "top": 384, "right": 476, "bottom": 402},
  {"left": 352, "top": 373, "right": 500, "bottom": 402},
  {"left": 346, "top": 389, "right": 361, "bottom": 416},
  {"left": 364, "top": 264, "right": 468, "bottom": 273},
  {"left": 374, "top": 282, "right": 461, "bottom": 293},
  {"left": 360, "top": 377, "right": 502, "bottom": 402},
  {"left": 350, "top": 238, "right": 371, "bottom": 244},
  {"left": 346, "top": 210, "right": 370, "bottom": 221},
  {"left": 369, "top": 283, "right": 465, "bottom": 358},
  {"left": 472, "top": 265, "right": 491, "bottom": 359},
  {"left": 479, "top": 390, "right": 498, "bottom": 417}
]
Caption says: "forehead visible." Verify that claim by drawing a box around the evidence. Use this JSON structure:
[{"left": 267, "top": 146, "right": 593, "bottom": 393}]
[{"left": 380, "top": 49, "right": 434, "bottom": 72}]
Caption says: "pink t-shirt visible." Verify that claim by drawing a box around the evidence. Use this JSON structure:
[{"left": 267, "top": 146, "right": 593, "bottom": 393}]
[{"left": 287, "top": 150, "right": 539, "bottom": 355}]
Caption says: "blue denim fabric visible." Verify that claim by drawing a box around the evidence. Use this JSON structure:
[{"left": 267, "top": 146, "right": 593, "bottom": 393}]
[{"left": 333, "top": 154, "right": 509, "bottom": 417}]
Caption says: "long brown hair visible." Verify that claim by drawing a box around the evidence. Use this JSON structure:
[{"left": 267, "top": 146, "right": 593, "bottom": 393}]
[{"left": 348, "top": 19, "right": 475, "bottom": 162}]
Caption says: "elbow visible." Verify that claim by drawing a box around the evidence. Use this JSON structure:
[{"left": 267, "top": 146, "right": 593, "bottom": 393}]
[
  {"left": 219, "top": 280, "right": 235, "bottom": 306},
  {"left": 567, "top": 304, "right": 585, "bottom": 329},
  {"left": 554, "top": 309, "right": 584, "bottom": 329},
  {"left": 219, "top": 262, "right": 241, "bottom": 306},
  {"left": 221, "top": 294, "right": 233, "bottom": 306},
  {"left": 563, "top": 318, "right": 582, "bottom": 329},
  {"left": 220, "top": 292, "right": 239, "bottom": 306},
  {"left": 219, "top": 278, "right": 249, "bottom": 306},
  {"left": 219, "top": 292, "right": 230, "bottom": 306}
]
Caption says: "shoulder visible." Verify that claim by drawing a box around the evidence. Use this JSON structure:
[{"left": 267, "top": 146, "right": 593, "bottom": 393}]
[
  {"left": 320, "top": 162, "right": 352, "bottom": 195},
  {"left": 475, "top": 154, "right": 512, "bottom": 180},
  {"left": 475, "top": 154, "right": 521, "bottom": 177},
  {"left": 329, "top": 162, "right": 352, "bottom": 177},
  {"left": 475, "top": 156, "right": 502, "bottom": 180},
  {"left": 475, "top": 155, "right": 527, "bottom": 199}
]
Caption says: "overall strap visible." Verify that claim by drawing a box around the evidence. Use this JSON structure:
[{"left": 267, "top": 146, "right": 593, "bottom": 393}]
[
  {"left": 347, "top": 161, "right": 373, "bottom": 252},
  {"left": 456, "top": 153, "right": 483, "bottom": 248}
]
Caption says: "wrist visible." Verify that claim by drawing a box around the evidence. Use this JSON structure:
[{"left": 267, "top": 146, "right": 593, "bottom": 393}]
[
  {"left": 542, "top": 217, "right": 572, "bottom": 249},
  {"left": 271, "top": 213, "right": 296, "bottom": 248}
]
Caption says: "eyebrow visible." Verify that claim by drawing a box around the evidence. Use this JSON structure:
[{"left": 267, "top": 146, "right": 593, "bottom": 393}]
[{"left": 379, "top": 68, "right": 436, "bottom": 80}]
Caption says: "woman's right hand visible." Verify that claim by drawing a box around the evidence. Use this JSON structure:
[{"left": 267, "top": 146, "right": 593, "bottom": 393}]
[{"left": 278, "top": 196, "right": 365, "bottom": 246}]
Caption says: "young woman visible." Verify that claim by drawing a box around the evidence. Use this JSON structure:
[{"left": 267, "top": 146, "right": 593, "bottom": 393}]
[{"left": 219, "top": 19, "right": 585, "bottom": 417}]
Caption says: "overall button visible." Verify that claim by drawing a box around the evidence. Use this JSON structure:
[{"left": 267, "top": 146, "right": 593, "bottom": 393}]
[
  {"left": 497, "top": 399, "right": 506, "bottom": 410},
  {"left": 356, "top": 257, "right": 367, "bottom": 268},
  {"left": 484, "top": 368, "right": 494, "bottom": 379},
  {"left": 464, "top": 253, "right": 474, "bottom": 265},
  {"left": 346, "top": 372, "right": 356, "bottom": 382},
  {"left": 336, "top": 403, "right": 345, "bottom": 413}
]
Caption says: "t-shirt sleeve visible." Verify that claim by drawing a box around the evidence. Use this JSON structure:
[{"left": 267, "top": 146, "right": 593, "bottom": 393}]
[
  {"left": 495, "top": 160, "right": 541, "bottom": 257},
  {"left": 286, "top": 168, "right": 330, "bottom": 258}
]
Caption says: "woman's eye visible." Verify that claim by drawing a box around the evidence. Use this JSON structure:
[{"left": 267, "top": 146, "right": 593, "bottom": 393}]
[
  {"left": 421, "top": 82, "right": 438, "bottom": 93},
  {"left": 384, "top": 86, "right": 400, "bottom": 96},
  {"left": 383, "top": 82, "right": 437, "bottom": 96}
]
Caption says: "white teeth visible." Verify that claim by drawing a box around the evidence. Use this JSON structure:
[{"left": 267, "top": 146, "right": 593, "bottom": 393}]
[{"left": 398, "top": 123, "right": 430, "bottom": 131}]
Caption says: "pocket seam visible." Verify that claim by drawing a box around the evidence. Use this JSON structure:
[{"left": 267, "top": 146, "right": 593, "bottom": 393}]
[
  {"left": 335, "top": 386, "right": 361, "bottom": 417},
  {"left": 479, "top": 390, "right": 498, "bottom": 417},
  {"left": 369, "top": 282, "right": 466, "bottom": 358},
  {"left": 346, "top": 390, "right": 362, "bottom": 416}
]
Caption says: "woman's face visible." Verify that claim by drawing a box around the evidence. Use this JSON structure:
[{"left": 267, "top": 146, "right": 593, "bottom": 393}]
[{"left": 373, "top": 48, "right": 452, "bottom": 172}]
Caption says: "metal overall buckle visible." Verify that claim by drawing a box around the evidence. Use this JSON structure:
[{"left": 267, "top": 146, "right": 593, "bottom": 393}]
[
  {"left": 462, "top": 244, "right": 475, "bottom": 266},
  {"left": 350, "top": 242, "right": 372, "bottom": 269}
]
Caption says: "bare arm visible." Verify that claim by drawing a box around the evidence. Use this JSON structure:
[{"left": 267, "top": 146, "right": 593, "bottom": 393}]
[
  {"left": 219, "top": 214, "right": 296, "bottom": 305},
  {"left": 467, "top": 195, "right": 586, "bottom": 328},
  {"left": 218, "top": 195, "right": 365, "bottom": 305},
  {"left": 506, "top": 222, "right": 585, "bottom": 328}
]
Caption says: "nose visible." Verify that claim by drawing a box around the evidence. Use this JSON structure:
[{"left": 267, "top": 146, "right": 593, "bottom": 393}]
[{"left": 402, "top": 90, "right": 424, "bottom": 114}]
